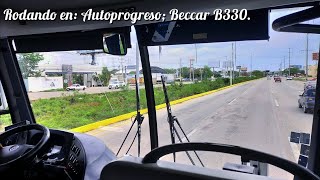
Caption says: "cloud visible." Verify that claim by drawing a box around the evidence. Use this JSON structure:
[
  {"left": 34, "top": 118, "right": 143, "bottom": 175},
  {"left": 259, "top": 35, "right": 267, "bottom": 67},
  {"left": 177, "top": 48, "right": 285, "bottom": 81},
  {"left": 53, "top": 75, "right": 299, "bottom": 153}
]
[{"left": 39, "top": 9, "right": 320, "bottom": 71}]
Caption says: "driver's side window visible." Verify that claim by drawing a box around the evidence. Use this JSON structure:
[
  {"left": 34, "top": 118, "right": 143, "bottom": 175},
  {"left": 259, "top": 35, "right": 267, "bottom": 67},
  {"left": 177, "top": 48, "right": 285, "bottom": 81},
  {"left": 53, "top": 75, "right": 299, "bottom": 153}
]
[{"left": 0, "top": 81, "right": 11, "bottom": 132}]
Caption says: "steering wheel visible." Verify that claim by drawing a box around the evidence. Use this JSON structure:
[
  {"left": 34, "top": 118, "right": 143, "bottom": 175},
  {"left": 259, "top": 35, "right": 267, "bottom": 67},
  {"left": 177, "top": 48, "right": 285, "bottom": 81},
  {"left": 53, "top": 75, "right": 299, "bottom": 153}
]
[
  {"left": 142, "top": 142, "right": 320, "bottom": 180},
  {"left": 0, "top": 124, "right": 50, "bottom": 173}
]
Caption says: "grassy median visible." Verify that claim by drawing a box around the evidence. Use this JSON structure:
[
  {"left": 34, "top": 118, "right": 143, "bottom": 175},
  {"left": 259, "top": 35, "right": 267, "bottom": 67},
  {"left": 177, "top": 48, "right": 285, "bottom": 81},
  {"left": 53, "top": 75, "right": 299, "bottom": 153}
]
[{"left": 0, "top": 77, "right": 259, "bottom": 130}]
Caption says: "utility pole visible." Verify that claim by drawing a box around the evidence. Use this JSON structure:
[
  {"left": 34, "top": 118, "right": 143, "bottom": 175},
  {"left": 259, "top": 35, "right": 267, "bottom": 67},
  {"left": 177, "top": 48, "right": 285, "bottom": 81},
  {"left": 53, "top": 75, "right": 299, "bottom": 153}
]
[
  {"left": 288, "top": 48, "right": 291, "bottom": 76},
  {"left": 250, "top": 54, "right": 253, "bottom": 77},
  {"left": 231, "top": 43, "right": 234, "bottom": 85},
  {"left": 192, "top": 65, "right": 195, "bottom": 82},
  {"left": 120, "top": 58, "right": 124, "bottom": 81},
  {"left": 306, "top": 34, "right": 309, "bottom": 80},
  {"left": 124, "top": 66, "right": 127, "bottom": 84},
  {"left": 189, "top": 59, "right": 195, "bottom": 82},
  {"left": 284, "top": 56, "right": 286, "bottom": 74},
  {"left": 200, "top": 68, "right": 203, "bottom": 81},
  {"left": 235, "top": 42, "right": 237, "bottom": 77},
  {"left": 195, "top": 44, "right": 198, "bottom": 63},
  {"left": 179, "top": 58, "right": 182, "bottom": 82},
  {"left": 189, "top": 59, "right": 192, "bottom": 81}
]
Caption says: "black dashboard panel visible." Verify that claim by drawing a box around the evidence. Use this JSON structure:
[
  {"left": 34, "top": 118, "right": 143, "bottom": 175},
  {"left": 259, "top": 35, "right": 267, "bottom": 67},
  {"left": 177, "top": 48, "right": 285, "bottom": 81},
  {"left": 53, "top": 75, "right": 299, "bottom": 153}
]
[
  {"left": 27, "top": 129, "right": 86, "bottom": 180},
  {"left": 3, "top": 123, "right": 116, "bottom": 180},
  {"left": 66, "top": 135, "right": 86, "bottom": 179}
]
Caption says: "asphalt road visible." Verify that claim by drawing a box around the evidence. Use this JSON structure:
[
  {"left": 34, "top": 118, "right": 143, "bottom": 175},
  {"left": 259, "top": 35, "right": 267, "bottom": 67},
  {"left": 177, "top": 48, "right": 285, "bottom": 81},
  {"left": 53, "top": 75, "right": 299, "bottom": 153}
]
[{"left": 87, "top": 78, "right": 312, "bottom": 179}]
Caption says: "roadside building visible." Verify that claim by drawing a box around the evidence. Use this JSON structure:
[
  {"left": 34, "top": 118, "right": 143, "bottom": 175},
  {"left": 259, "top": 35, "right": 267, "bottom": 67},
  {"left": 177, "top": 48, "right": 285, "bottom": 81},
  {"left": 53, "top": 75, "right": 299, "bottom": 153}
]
[
  {"left": 308, "top": 65, "right": 318, "bottom": 78},
  {"left": 40, "top": 64, "right": 102, "bottom": 87}
]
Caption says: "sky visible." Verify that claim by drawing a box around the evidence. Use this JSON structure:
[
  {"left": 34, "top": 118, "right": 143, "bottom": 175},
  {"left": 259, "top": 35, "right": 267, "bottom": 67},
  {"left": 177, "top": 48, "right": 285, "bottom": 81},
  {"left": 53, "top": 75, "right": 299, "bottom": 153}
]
[{"left": 41, "top": 8, "right": 320, "bottom": 72}]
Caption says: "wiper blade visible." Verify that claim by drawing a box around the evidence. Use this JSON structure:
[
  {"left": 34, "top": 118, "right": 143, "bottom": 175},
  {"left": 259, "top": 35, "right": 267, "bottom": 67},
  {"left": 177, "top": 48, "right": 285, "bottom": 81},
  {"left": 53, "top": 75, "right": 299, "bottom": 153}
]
[
  {"left": 116, "top": 75, "right": 144, "bottom": 157},
  {"left": 161, "top": 75, "right": 204, "bottom": 167}
]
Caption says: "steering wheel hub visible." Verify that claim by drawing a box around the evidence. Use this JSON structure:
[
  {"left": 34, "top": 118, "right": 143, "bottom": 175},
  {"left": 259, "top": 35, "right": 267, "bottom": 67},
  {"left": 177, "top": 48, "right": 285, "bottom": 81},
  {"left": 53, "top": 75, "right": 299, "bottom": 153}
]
[{"left": 0, "top": 124, "right": 50, "bottom": 173}]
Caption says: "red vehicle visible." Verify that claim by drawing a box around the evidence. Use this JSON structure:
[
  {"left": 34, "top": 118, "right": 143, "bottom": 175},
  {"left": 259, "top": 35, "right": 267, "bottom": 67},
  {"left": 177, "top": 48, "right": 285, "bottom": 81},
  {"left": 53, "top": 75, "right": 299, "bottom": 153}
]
[{"left": 274, "top": 76, "right": 282, "bottom": 82}]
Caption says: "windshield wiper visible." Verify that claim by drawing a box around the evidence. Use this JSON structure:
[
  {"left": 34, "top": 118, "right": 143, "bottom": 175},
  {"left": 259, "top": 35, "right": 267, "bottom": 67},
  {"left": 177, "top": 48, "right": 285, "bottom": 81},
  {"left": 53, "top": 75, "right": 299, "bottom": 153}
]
[
  {"left": 161, "top": 75, "right": 204, "bottom": 167},
  {"left": 117, "top": 75, "right": 144, "bottom": 157}
]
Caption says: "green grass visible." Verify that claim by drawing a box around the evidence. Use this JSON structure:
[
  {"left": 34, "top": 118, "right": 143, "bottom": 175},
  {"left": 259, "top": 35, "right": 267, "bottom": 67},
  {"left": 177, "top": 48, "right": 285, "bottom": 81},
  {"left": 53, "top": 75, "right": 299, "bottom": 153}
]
[
  {"left": 40, "top": 88, "right": 65, "bottom": 92},
  {"left": 1, "top": 77, "right": 260, "bottom": 130},
  {"left": 0, "top": 114, "right": 11, "bottom": 131}
]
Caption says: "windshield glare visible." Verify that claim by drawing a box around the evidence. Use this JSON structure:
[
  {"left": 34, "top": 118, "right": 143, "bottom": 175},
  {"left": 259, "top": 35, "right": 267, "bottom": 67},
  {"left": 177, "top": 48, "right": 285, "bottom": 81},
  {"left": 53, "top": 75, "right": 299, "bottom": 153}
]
[{"left": 8, "top": 8, "right": 320, "bottom": 179}]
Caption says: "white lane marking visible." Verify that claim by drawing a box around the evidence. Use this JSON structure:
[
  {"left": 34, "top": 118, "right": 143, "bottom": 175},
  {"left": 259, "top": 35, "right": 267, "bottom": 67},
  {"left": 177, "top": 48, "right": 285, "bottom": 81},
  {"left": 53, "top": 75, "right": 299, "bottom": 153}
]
[
  {"left": 228, "top": 98, "right": 237, "bottom": 105},
  {"left": 274, "top": 99, "right": 280, "bottom": 107},
  {"left": 228, "top": 83, "right": 254, "bottom": 105},
  {"left": 181, "top": 128, "right": 197, "bottom": 142},
  {"left": 288, "top": 137, "right": 300, "bottom": 162}
]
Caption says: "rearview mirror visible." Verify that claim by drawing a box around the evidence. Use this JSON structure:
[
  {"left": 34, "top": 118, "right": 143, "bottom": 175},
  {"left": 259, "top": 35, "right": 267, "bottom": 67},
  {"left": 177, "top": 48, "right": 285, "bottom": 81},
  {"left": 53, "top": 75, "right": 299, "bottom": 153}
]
[{"left": 103, "top": 33, "right": 127, "bottom": 55}]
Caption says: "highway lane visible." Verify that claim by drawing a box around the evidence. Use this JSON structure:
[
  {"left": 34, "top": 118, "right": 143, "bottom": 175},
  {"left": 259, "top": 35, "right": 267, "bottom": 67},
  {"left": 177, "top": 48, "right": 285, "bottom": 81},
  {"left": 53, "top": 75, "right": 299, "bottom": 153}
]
[{"left": 86, "top": 78, "right": 312, "bottom": 179}]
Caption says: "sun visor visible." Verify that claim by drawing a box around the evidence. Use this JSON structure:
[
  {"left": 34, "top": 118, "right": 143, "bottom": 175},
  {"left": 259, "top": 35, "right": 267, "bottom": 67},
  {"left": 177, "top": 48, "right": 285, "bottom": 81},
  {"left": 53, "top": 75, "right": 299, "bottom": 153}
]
[
  {"left": 135, "top": 9, "right": 269, "bottom": 46},
  {"left": 12, "top": 27, "right": 131, "bottom": 53}
]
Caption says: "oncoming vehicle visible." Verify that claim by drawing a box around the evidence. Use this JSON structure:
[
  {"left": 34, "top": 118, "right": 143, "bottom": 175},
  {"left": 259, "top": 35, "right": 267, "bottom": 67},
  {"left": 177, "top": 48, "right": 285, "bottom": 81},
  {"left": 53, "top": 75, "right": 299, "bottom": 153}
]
[
  {"left": 299, "top": 88, "right": 316, "bottom": 113},
  {"left": 0, "top": 1, "right": 320, "bottom": 180},
  {"left": 108, "top": 81, "right": 125, "bottom": 89},
  {"left": 66, "top": 84, "right": 86, "bottom": 91}
]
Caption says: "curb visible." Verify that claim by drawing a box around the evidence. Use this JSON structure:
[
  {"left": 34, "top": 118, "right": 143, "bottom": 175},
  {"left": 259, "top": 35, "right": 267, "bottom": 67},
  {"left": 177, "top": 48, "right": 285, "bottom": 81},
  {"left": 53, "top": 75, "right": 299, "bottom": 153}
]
[{"left": 71, "top": 79, "right": 256, "bottom": 133}]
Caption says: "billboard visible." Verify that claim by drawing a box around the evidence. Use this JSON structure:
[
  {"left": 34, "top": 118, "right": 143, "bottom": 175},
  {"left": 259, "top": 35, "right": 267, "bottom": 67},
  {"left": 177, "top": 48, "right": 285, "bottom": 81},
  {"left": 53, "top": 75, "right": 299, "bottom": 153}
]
[
  {"left": 290, "top": 65, "right": 303, "bottom": 69},
  {"left": 240, "top": 67, "right": 248, "bottom": 72}
]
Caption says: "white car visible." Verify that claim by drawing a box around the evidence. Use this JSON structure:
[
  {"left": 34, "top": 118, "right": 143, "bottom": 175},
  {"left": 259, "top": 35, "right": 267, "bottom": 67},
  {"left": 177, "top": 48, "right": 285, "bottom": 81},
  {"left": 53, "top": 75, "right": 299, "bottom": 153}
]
[
  {"left": 286, "top": 76, "right": 293, "bottom": 80},
  {"left": 108, "top": 81, "right": 125, "bottom": 89},
  {"left": 66, "top": 84, "right": 86, "bottom": 91}
]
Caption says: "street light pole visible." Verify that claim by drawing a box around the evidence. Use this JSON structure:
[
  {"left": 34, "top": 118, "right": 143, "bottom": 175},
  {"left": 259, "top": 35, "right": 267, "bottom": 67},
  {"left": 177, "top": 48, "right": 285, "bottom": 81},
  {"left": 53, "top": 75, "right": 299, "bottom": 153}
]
[
  {"left": 288, "top": 48, "right": 291, "bottom": 76},
  {"left": 179, "top": 58, "right": 182, "bottom": 82},
  {"left": 231, "top": 43, "right": 234, "bottom": 85},
  {"left": 235, "top": 42, "right": 237, "bottom": 77},
  {"left": 250, "top": 54, "right": 253, "bottom": 77}
]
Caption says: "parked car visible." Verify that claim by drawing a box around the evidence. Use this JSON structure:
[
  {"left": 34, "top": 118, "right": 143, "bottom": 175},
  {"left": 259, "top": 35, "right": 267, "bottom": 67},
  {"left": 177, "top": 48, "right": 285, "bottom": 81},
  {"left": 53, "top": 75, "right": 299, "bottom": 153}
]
[
  {"left": 108, "top": 81, "right": 125, "bottom": 89},
  {"left": 96, "top": 81, "right": 104, "bottom": 87},
  {"left": 66, "top": 84, "right": 86, "bottom": 91},
  {"left": 286, "top": 76, "right": 293, "bottom": 80},
  {"left": 298, "top": 88, "right": 316, "bottom": 113},
  {"left": 304, "top": 80, "right": 317, "bottom": 90},
  {"left": 274, "top": 76, "right": 281, "bottom": 82}
]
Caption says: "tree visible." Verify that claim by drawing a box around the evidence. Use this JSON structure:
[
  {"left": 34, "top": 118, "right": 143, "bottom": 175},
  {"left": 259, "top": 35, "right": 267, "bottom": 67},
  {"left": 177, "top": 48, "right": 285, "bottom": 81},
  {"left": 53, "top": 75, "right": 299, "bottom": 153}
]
[
  {"left": 251, "top": 70, "right": 264, "bottom": 77},
  {"left": 181, "top": 67, "right": 191, "bottom": 78},
  {"left": 213, "top": 72, "right": 222, "bottom": 78},
  {"left": 99, "top": 67, "right": 111, "bottom": 85},
  {"left": 73, "top": 74, "right": 83, "bottom": 84},
  {"left": 283, "top": 67, "right": 300, "bottom": 75},
  {"left": 202, "top": 66, "right": 213, "bottom": 80},
  {"left": 17, "top": 53, "right": 44, "bottom": 78},
  {"left": 163, "top": 68, "right": 176, "bottom": 74}
]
